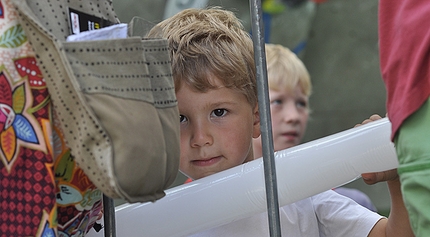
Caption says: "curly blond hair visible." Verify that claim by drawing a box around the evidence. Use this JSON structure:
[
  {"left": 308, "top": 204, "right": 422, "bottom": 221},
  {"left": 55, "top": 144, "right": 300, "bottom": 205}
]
[{"left": 147, "top": 7, "right": 257, "bottom": 107}]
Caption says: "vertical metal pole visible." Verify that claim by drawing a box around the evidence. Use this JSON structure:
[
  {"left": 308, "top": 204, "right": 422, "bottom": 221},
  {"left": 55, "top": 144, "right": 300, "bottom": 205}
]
[
  {"left": 103, "top": 195, "right": 116, "bottom": 237},
  {"left": 249, "top": 0, "right": 282, "bottom": 236}
]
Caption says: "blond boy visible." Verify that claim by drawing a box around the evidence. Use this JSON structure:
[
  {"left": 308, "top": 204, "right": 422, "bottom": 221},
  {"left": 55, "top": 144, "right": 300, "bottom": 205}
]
[
  {"left": 253, "top": 44, "right": 311, "bottom": 158},
  {"left": 252, "top": 43, "right": 377, "bottom": 212}
]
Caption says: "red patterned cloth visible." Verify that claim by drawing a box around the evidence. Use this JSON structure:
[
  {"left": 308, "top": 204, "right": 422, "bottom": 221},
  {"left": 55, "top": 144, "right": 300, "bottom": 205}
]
[{"left": 0, "top": 1, "right": 102, "bottom": 236}]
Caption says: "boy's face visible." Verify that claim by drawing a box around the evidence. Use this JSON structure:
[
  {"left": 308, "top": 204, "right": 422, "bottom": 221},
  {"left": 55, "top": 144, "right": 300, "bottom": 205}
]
[
  {"left": 253, "top": 85, "right": 309, "bottom": 158},
  {"left": 176, "top": 76, "right": 260, "bottom": 180}
]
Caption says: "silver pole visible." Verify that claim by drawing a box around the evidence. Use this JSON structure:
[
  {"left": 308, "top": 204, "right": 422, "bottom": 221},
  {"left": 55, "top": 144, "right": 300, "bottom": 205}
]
[
  {"left": 249, "top": 0, "right": 282, "bottom": 236},
  {"left": 103, "top": 195, "right": 116, "bottom": 237}
]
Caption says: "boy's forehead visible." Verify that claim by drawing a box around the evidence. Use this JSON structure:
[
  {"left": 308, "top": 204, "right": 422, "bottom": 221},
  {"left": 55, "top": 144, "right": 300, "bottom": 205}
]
[
  {"left": 175, "top": 72, "right": 256, "bottom": 108},
  {"left": 176, "top": 73, "right": 226, "bottom": 91},
  {"left": 177, "top": 83, "right": 245, "bottom": 108},
  {"left": 271, "top": 81, "right": 302, "bottom": 93}
]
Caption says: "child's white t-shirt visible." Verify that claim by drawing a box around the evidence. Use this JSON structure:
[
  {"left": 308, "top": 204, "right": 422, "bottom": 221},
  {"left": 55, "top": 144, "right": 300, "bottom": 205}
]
[{"left": 188, "top": 190, "right": 382, "bottom": 237}]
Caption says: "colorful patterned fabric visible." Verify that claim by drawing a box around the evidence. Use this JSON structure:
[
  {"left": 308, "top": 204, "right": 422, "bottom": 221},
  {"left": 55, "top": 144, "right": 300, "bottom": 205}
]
[
  {"left": 13, "top": 0, "right": 179, "bottom": 203},
  {"left": 0, "top": 1, "right": 102, "bottom": 236}
]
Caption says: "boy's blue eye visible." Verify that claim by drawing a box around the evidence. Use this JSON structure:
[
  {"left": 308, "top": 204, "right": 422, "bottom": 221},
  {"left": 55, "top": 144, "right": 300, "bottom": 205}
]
[
  {"left": 271, "top": 99, "right": 282, "bottom": 105},
  {"left": 297, "top": 99, "right": 308, "bottom": 108},
  {"left": 211, "top": 109, "right": 227, "bottom": 117}
]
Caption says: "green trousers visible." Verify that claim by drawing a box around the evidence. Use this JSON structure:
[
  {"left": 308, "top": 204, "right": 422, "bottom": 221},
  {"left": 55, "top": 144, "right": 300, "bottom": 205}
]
[{"left": 395, "top": 97, "right": 430, "bottom": 237}]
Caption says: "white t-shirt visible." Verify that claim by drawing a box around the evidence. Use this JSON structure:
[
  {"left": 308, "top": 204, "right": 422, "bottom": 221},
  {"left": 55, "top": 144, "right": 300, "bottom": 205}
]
[{"left": 188, "top": 190, "right": 383, "bottom": 237}]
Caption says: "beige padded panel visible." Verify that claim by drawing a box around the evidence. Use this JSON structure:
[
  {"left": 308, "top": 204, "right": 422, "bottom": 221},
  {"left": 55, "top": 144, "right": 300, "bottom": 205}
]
[{"left": 13, "top": 0, "right": 180, "bottom": 202}]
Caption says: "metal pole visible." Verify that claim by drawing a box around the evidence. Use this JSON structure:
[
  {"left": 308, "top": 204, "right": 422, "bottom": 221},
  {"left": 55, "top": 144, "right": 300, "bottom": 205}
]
[
  {"left": 249, "top": 0, "right": 282, "bottom": 236},
  {"left": 103, "top": 195, "right": 116, "bottom": 237}
]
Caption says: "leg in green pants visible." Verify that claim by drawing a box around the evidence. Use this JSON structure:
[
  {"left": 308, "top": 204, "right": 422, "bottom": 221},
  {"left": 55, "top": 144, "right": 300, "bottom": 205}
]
[{"left": 395, "top": 98, "right": 430, "bottom": 237}]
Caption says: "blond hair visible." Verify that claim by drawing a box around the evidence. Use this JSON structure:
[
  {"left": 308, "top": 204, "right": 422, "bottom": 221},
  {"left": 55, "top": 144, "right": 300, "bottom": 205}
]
[
  {"left": 147, "top": 7, "right": 257, "bottom": 107},
  {"left": 265, "top": 44, "right": 312, "bottom": 97}
]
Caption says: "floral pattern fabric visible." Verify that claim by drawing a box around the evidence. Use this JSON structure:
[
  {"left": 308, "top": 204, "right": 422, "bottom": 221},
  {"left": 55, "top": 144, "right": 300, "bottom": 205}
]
[{"left": 0, "top": 1, "right": 102, "bottom": 236}]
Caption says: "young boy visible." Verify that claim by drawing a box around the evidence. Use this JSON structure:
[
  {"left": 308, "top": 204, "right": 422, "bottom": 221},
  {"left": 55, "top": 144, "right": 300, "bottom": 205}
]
[
  {"left": 253, "top": 43, "right": 377, "bottom": 212},
  {"left": 252, "top": 43, "right": 311, "bottom": 158},
  {"left": 147, "top": 7, "right": 413, "bottom": 236}
]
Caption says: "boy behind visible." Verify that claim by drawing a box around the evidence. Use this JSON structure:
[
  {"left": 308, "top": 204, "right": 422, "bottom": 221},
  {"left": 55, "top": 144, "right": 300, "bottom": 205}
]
[
  {"left": 253, "top": 43, "right": 377, "bottom": 212},
  {"left": 147, "top": 7, "right": 413, "bottom": 237}
]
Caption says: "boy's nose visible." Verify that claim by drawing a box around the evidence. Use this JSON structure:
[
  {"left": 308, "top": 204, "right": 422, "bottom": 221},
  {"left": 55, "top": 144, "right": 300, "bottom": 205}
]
[
  {"left": 282, "top": 105, "right": 300, "bottom": 124},
  {"left": 190, "top": 123, "right": 213, "bottom": 147}
]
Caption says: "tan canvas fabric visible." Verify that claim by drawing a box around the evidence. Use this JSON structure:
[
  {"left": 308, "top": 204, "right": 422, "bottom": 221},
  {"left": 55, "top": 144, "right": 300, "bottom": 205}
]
[{"left": 12, "top": 0, "right": 180, "bottom": 202}]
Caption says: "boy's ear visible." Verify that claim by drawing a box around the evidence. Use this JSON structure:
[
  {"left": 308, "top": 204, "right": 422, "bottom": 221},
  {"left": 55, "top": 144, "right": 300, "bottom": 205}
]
[{"left": 252, "top": 105, "right": 261, "bottom": 138}]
